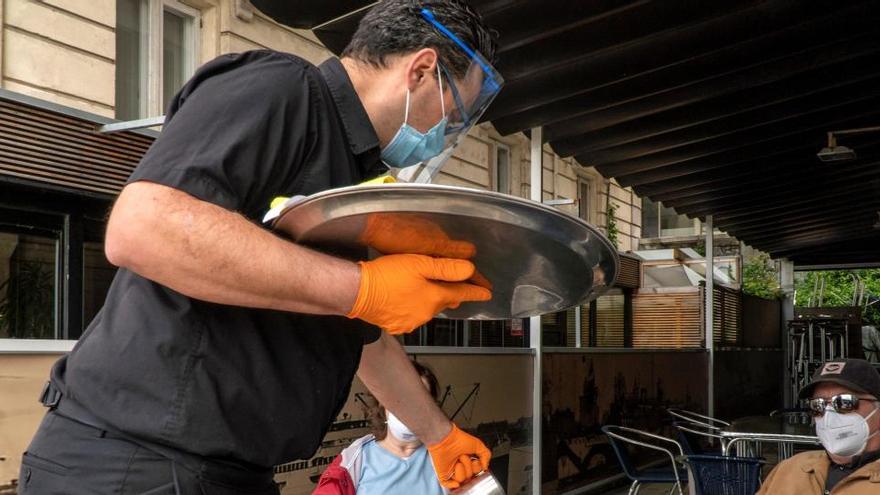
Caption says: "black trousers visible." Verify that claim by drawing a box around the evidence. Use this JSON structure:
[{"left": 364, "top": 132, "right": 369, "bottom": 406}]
[{"left": 18, "top": 411, "right": 280, "bottom": 495}]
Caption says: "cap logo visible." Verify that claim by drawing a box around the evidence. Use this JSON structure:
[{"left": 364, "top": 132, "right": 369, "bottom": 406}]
[{"left": 821, "top": 362, "right": 845, "bottom": 375}]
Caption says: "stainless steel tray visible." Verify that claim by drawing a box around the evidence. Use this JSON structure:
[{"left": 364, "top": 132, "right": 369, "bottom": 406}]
[{"left": 272, "top": 183, "right": 619, "bottom": 319}]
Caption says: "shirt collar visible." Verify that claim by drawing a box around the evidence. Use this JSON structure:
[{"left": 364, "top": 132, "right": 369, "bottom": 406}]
[
  {"left": 831, "top": 449, "right": 880, "bottom": 471},
  {"left": 318, "top": 58, "right": 381, "bottom": 173}
]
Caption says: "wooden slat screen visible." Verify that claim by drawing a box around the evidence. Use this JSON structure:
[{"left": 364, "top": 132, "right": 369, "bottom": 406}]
[
  {"left": 564, "top": 304, "right": 590, "bottom": 347},
  {"left": 616, "top": 253, "right": 641, "bottom": 289},
  {"left": 595, "top": 289, "right": 625, "bottom": 347},
  {"left": 0, "top": 98, "right": 153, "bottom": 196},
  {"left": 713, "top": 285, "right": 742, "bottom": 346},
  {"left": 632, "top": 288, "right": 703, "bottom": 348}
]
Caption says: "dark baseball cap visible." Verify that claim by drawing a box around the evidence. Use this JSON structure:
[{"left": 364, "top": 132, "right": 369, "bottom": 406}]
[{"left": 799, "top": 359, "right": 880, "bottom": 400}]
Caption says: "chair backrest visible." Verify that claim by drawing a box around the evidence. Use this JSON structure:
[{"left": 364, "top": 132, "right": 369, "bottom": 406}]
[
  {"left": 668, "top": 408, "right": 730, "bottom": 429},
  {"left": 684, "top": 454, "right": 765, "bottom": 495},
  {"left": 673, "top": 421, "right": 723, "bottom": 455},
  {"left": 601, "top": 425, "right": 640, "bottom": 479},
  {"left": 601, "top": 425, "right": 685, "bottom": 482}
]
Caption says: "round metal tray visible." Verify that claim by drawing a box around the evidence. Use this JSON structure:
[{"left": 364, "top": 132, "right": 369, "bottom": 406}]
[{"left": 272, "top": 183, "right": 619, "bottom": 319}]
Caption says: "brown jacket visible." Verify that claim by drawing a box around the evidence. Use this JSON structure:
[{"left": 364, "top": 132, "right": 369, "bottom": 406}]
[{"left": 757, "top": 450, "right": 880, "bottom": 495}]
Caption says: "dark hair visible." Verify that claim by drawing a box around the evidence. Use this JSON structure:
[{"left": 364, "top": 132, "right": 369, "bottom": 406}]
[
  {"left": 369, "top": 360, "right": 441, "bottom": 440},
  {"left": 341, "top": 0, "right": 497, "bottom": 79}
]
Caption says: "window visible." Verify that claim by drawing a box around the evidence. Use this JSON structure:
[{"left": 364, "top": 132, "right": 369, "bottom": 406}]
[
  {"left": 116, "top": 0, "right": 200, "bottom": 120},
  {"left": 0, "top": 201, "right": 118, "bottom": 344},
  {"left": 660, "top": 203, "right": 693, "bottom": 237},
  {"left": 577, "top": 180, "right": 590, "bottom": 222},
  {"left": 641, "top": 198, "right": 659, "bottom": 238},
  {"left": 493, "top": 144, "right": 510, "bottom": 194},
  {"left": 0, "top": 209, "right": 63, "bottom": 339},
  {"left": 403, "top": 318, "right": 529, "bottom": 348},
  {"left": 641, "top": 197, "right": 694, "bottom": 238},
  {"left": 541, "top": 311, "right": 567, "bottom": 346},
  {"left": 594, "top": 288, "right": 625, "bottom": 347}
]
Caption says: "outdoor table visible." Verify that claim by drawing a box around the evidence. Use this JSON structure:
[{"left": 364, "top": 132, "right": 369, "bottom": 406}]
[{"left": 721, "top": 415, "right": 820, "bottom": 460}]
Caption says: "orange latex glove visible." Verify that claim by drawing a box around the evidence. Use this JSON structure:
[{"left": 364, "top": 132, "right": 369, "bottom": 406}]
[
  {"left": 347, "top": 254, "right": 492, "bottom": 334},
  {"left": 359, "top": 214, "right": 476, "bottom": 259},
  {"left": 427, "top": 423, "right": 491, "bottom": 489}
]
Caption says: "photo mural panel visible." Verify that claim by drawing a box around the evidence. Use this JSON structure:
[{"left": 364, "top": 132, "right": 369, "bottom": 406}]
[
  {"left": 541, "top": 352, "right": 708, "bottom": 494},
  {"left": 273, "top": 353, "right": 534, "bottom": 495}
]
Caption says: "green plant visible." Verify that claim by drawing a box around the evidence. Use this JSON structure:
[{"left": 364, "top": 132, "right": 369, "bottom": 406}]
[
  {"left": 605, "top": 201, "right": 619, "bottom": 249},
  {"left": 741, "top": 252, "right": 782, "bottom": 300},
  {"left": 0, "top": 260, "right": 55, "bottom": 339},
  {"left": 794, "top": 269, "right": 880, "bottom": 325}
]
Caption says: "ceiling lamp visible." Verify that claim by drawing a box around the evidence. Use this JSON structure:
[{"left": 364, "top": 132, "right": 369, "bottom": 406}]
[{"left": 817, "top": 126, "right": 880, "bottom": 162}]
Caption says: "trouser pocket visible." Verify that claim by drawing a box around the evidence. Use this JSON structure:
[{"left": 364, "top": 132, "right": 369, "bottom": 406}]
[{"left": 19, "top": 451, "right": 71, "bottom": 494}]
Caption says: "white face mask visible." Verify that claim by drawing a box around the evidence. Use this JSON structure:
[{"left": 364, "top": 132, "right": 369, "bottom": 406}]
[
  {"left": 386, "top": 411, "right": 419, "bottom": 443},
  {"left": 815, "top": 405, "right": 879, "bottom": 458}
]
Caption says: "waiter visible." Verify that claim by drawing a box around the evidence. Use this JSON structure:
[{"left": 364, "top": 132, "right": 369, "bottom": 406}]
[{"left": 18, "top": 1, "right": 503, "bottom": 493}]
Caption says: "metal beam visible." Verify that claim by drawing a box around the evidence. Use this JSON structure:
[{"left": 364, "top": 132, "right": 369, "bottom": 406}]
[
  {"left": 593, "top": 97, "right": 880, "bottom": 178},
  {"left": 607, "top": 111, "right": 880, "bottom": 187},
  {"left": 760, "top": 229, "right": 880, "bottom": 254},
  {"left": 655, "top": 156, "right": 880, "bottom": 205},
  {"left": 705, "top": 215, "right": 715, "bottom": 418},
  {"left": 685, "top": 181, "right": 880, "bottom": 221},
  {"left": 548, "top": 31, "right": 880, "bottom": 149},
  {"left": 578, "top": 79, "right": 880, "bottom": 166},
  {"left": 96, "top": 115, "right": 165, "bottom": 134},
  {"left": 491, "top": 0, "right": 874, "bottom": 133},
  {"left": 667, "top": 162, "right": 880, "bottom": 212},
  {"left": 551, "top": 63, "right": 880, "bottom": 157},
  {"left": 728, "top": 215, "right": 875, "bottom": 240}
]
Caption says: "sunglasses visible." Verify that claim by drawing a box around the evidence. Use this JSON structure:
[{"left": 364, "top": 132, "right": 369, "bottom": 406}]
[{"left": 808, "top": 394, "right": 877, "bottom": 416}]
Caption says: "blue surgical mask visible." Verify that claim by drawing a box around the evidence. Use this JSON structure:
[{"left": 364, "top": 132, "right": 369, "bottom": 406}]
[{"left": 381, "top": 66, "right": 448, "bottom": 168}]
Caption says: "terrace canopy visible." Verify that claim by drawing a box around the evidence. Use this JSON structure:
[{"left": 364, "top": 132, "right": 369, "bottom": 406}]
[{"left": 253, "top": 0, "right": 880, "bottom": 268}]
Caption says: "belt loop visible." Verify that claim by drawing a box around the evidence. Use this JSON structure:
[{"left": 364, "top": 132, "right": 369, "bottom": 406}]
[{"left": 39, "top": 381, "right": 61, "bottom": 408}]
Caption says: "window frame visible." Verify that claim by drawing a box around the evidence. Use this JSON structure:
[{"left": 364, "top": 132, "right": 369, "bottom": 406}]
[
  {"left": 577, "top": 178, "right": 592, "bottom": 223},
  {"left": 492, "top": 142, "right": 511, "bottom": 194},
  {"left": 117, "top": 0, "right": 201, "bottom": 119},
  {"left": 0, "top": 189, "right": 114, "bottom": 352}
]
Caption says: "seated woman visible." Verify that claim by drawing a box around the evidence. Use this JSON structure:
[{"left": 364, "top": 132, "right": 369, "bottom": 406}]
[{"left": 313, "top": 361, "right": 477, "bottom": 495}]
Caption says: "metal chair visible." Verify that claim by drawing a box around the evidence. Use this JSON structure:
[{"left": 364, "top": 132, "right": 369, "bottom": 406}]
[
  {"left": 667, "top": 409, "right": 730, "bottom": 430},
  {"left": 673, "top": 421, "right": 726, "bottom": 455},
  {"left": 682, "top": 454, "right": 765, "bottom": 495},
  {"left": 668, "top": 409, "right": 763, "bottom": 457},
  {"left": 769, "top": 408, "right": 813, "bottom": 459},
  {"left": 602, "top": 425, "right": 687, "bottom": 495}
]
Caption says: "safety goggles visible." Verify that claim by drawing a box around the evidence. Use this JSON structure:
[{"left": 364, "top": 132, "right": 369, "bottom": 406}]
[
  {"left": 808, "top": 394, "right": 878, "bottom": 416},
  {"left": 391, "top": 8, "right": 504, "bottom": 183}
]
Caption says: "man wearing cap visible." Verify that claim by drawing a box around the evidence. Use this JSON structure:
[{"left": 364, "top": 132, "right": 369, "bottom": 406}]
[
  {"left": 758, "top": 359, "right": 880, "bottom": 494},
  {"left": 18, "top": 1, "right": 502, "bottom": 493}
]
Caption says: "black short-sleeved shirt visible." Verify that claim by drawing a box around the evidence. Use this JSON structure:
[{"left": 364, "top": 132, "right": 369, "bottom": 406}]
[{"left": 51, "top": 51, "right": 384, "bottom": 468}]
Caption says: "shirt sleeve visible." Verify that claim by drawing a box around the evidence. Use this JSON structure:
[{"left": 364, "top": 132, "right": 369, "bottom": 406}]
[
  {"left": 362, "top": 324, "right": 381, "bottom": 345},
  {"left": 128, "top": 52, "right": 317, "bottom": 216}
]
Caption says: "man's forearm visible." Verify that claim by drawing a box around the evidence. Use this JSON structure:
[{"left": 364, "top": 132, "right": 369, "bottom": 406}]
[
  {"left": 105, "top": 181, "right": 359, "bottom": 315},
  {"left": 358, "top": 332, "right": 452, "bottom": 445}
]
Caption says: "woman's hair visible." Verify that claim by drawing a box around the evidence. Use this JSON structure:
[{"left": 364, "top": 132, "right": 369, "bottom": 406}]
[{"left": 369, "top": 360, "right": 440, "bottom": 440}]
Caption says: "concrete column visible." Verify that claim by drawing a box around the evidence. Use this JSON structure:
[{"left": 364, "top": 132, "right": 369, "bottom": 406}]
[{"left": 529, "top": 127, "right": 543, "bottom": 495}]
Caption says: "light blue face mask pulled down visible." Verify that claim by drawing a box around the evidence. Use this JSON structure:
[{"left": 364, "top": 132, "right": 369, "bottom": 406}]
[{"left": 380, "top": 65, "right": 448, "bottom": 169}]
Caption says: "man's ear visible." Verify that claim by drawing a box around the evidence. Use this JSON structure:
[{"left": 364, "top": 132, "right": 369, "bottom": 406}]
[{"left": 405, "top": 48, "right": 439, "bottom": 91}]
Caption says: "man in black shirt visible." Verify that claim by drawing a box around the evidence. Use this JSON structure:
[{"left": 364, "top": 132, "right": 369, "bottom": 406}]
[{"left": 19, "top": 1, "right": 502, "bottom": 493}]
